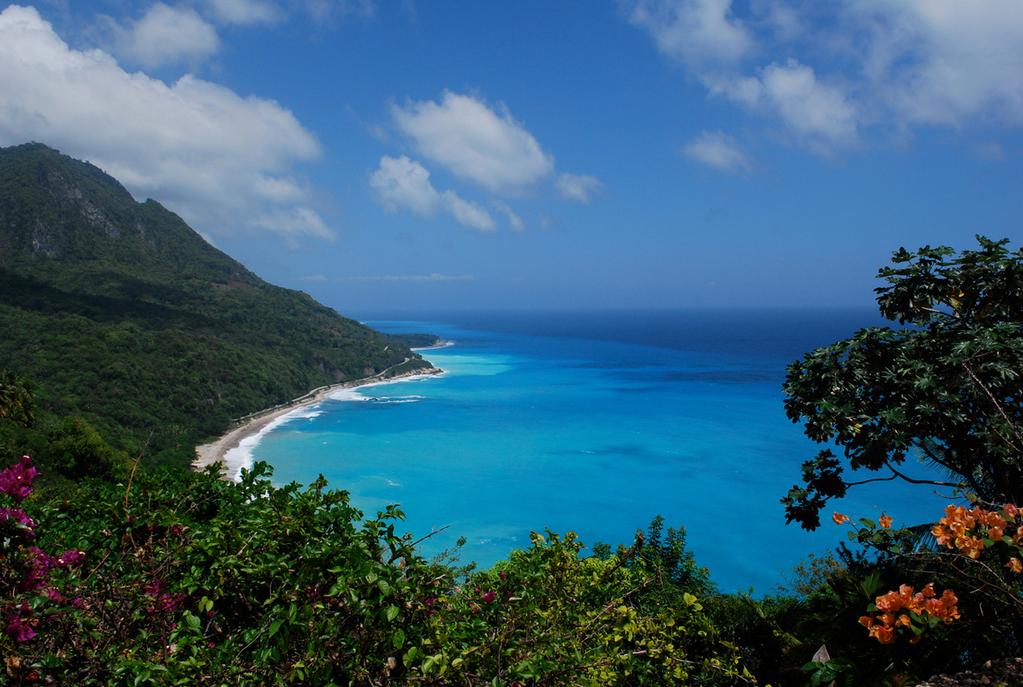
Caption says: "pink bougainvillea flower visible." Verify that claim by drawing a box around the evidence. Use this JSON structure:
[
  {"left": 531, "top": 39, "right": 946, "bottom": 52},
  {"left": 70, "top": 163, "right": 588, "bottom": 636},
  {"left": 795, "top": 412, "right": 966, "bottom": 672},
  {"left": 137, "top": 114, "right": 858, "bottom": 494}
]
[
  {"left": 0, "top": 507, "right": 36, "bottom": 537},
  {"left": 5, "top": 606, "right": 37, "bottom": 643},
  {"left": 0, "top": 456, "right": 38, "bottom": 502},
  {"left": 55, "top": 549, "right": 85, "bottom": 567},
  {"left": 20, "top": 547, "right": 54, "bottom": 591}
]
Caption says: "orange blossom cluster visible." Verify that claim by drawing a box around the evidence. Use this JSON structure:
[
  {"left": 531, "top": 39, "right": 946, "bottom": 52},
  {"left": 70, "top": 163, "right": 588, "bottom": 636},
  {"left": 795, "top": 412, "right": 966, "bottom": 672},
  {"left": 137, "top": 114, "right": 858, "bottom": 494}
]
[
  {"left": 859, "top": 583, "right": 959, "bottom": 644},
  {"left": 931, "top": 504, "right": 1023, "bottom": 572}
]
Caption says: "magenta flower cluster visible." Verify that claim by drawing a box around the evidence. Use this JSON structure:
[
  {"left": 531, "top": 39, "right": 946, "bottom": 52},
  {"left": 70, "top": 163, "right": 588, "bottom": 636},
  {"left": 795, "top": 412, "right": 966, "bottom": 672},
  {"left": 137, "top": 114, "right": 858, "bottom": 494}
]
[
  {"left": 0, "top": 455, "right": 37, "bottom": 502},
  {"left": 1, "top": 455, "right": 86, "bottom": 644},
  {"left": 144, "top": 578, "right": 185, "bottom": 615}
]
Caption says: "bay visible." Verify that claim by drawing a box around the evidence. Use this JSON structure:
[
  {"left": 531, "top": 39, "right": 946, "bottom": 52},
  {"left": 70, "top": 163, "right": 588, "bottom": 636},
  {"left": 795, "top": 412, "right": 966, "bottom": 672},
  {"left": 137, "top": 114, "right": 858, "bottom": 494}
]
[{"left": 254, "top": 309, "right": 946, "bottom": 592}]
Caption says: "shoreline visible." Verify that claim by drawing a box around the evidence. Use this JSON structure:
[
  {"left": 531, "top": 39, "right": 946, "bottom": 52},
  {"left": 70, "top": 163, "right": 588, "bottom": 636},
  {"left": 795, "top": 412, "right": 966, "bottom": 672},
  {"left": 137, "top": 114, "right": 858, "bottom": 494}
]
[
  {"left": 412, "top": 339, "right": 455, "bottom": 351},
  {"left": 193, "top": 361, "right": 445, "bottom": 481}
]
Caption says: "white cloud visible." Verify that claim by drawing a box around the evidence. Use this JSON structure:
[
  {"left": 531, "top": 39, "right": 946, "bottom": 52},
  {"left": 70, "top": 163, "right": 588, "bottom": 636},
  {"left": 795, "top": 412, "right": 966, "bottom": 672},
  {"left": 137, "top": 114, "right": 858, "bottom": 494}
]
[
  {"left": 391, "top": 91, "right": 554, "bottom": 194},
  {"left": 493, "top": 201, "right": 524, "bottom": 232},
  {"left": 106, "top": 3, "right": 220, "bottom": 69},
  {"left": 727, "top": 60, "right": 858, "bottom": 150},
  {"left": 206, "top": 0, "right": 281, "bottom": 25},
  {"left": 683, "top": 130, "right": 751, "bottom": 172},
  {"left": 441, "top": 191, "right": 496, "bottom": 232},
  {"left": 369, "top": 155, "right": 496, "bottom": 231},
  {"left": 556, "top": 173, "right": 603, "bottom": 203},
  {"left": 369, "top": 155, "right": 440, "bottom": 216},
  {"left": 626, "top": 0, "right": 754, "bottom": 69},
  {"left": 0, "top": 5, "right": 330, "bottom": 239},
  {"left": 628, "top": 0, "right": 1023, "bottom": 154},
  {"left": 850, "top": 0, "right": 1023, "bottom": 126}
]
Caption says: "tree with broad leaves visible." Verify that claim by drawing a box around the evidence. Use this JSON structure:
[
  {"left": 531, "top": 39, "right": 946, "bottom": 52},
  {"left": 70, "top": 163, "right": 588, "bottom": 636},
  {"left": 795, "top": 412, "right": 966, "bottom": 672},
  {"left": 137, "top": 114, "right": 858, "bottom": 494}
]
[
  {"left": 0, "top": 371, "right": 34, "bottom": 427},
  {"left": 782, "top": 236, "right": 1023, "bottom": 529}
]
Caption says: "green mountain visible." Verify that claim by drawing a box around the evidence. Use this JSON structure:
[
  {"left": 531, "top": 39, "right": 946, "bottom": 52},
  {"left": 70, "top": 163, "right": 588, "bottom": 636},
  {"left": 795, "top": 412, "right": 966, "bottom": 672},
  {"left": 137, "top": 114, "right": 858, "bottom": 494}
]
[{"left": 0, "top": 142, "right": 431, "bottom": 465}]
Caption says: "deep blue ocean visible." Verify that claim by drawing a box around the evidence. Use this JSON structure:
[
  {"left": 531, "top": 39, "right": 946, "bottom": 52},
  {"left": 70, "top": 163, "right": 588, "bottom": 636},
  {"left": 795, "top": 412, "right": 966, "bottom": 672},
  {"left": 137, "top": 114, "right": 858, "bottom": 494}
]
[{"left": 253, "top": 309, "right": 946, "bottom": 592}]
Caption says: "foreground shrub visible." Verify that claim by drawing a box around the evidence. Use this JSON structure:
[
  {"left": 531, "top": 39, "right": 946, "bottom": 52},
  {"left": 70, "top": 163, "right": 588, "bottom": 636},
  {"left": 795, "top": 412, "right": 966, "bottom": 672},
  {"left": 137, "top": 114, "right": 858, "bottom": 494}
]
[{"left": 1, "top": 459, "right": 753, "bottom": 685}]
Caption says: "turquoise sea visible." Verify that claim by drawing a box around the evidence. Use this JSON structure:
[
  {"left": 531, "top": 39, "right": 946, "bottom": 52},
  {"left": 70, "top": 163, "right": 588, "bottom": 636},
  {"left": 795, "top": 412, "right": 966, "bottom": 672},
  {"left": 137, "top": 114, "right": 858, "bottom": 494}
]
[{"left": 252, "top": 309, "right": 947, "bottom": 592}]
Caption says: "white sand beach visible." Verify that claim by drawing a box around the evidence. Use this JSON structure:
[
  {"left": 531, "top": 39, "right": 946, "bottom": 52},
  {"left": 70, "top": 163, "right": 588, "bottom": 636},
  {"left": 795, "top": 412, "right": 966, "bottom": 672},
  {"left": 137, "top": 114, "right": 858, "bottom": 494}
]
[{"left": 193, "top": 365, "right": 443, "bottom": 480}]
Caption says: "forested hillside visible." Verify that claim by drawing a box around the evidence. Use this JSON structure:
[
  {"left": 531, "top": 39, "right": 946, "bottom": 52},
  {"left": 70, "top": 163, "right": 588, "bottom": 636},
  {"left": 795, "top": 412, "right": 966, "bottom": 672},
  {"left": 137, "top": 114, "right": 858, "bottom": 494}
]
[{"left": 0, "top": 143, "right": 431, "bottom": 465}]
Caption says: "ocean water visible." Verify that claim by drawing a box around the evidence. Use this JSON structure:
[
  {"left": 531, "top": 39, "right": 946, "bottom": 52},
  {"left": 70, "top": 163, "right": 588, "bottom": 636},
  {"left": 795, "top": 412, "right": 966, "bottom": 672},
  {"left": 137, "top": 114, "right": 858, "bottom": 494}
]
[{"left": 253, "top": 309, "right": 948, "bottom": 592}]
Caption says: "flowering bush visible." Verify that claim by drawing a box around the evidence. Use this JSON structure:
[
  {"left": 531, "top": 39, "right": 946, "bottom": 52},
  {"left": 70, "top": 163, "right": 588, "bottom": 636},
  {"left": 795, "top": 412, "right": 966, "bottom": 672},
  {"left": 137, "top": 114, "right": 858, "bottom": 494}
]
[
  {"left": 0, "top": 455, "right": 85, "bottom": 651},
  {"left": 857, "top": 583, "right": 959, "bottom": 645},
  {"left": 932, "top": 503, "right": 1023, "bottom": 567},
  {"left": 832, "top": 501, "right": 1023, "bottom": 653},
  {"left": 0, "top": 459, "right": 755, "bottom": 685}
]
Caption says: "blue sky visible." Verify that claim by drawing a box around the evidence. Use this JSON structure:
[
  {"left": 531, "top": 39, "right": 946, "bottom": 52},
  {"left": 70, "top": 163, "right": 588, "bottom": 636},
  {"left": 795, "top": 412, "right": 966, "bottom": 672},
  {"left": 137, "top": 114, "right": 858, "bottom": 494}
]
[{"left": 0, "top": 1, "right": 1020, "bottom": 312}]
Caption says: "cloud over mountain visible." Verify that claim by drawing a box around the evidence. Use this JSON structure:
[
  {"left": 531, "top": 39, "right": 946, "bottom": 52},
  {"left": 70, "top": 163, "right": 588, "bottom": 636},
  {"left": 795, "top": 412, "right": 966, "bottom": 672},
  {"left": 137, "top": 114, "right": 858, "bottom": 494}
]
[
  {"left": 104, "top": 3, "right": 221, "bottom": 69},
  {"left": 0, "top": 5, "right": 330, "bottom": 240}
]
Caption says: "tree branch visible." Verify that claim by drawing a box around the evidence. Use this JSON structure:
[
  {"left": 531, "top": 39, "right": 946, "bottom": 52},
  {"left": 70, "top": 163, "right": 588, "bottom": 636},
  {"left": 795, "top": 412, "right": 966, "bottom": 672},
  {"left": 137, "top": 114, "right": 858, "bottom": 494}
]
[
  {"left": 844, "top": 462, "right": 962, "bottom": 490},
  {"left": 962, "top": 361, "right": 1023, "bottom": 454}
]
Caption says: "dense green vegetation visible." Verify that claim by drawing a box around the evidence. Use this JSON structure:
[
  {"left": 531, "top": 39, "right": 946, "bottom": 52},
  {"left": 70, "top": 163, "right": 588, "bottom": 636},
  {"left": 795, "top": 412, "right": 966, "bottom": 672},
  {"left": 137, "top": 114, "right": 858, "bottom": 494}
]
[
  {"left": 1, "top": 422, "right": 753, "bottom": 684},
  {"left": 0, "top": 143, "right": 431, "bottom": 466},
  {"left": 384, "top": 333, "right": 448, "bottom": 349},
  {"left": 782, "top": 237, "right": 1023, "bottom": 529}
]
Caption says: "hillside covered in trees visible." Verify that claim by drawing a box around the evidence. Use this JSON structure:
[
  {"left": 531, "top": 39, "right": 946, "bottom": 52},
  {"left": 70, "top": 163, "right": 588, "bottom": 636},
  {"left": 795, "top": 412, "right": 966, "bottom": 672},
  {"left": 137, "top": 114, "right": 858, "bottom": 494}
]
[{"left": 0, "top": 143, "right": 431, "bottom": 466}]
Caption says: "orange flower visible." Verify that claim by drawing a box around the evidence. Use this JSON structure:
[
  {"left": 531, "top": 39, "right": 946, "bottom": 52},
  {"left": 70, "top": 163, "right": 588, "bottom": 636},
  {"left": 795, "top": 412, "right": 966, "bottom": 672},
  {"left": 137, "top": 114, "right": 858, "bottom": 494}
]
[
  {"left": 875, "top": 591, "right": 902, "bottom": 612},
  {"left": 932, "top": 523, "right": 952, "bottom": 547},
  {"left": 863, "top": 584, "right": 960, "bottom": 643},
  {"left": 1007, "top": 558, "right": 1023, "bottom": 574},
  {"left": 879, "top": 513, "right": 893, "bottom": 529},
  {"left": 873, "top": 625, "right": 895, "bottom": 644},
  {"left": 955, "top": 535, "right": 985, "bottom": 559},
  {"left": 832, "top": 512, "right": 850, "bottom": 525},
  {"left": 1003, "top": 503, "right": 1019, "bottom": 519}
]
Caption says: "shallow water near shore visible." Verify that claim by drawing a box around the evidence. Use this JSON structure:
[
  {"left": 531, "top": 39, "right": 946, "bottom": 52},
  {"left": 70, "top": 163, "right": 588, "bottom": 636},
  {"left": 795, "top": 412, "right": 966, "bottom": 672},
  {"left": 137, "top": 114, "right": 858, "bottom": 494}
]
[{"left": 253, "top": 309, "right": 948, "bottom": 592}]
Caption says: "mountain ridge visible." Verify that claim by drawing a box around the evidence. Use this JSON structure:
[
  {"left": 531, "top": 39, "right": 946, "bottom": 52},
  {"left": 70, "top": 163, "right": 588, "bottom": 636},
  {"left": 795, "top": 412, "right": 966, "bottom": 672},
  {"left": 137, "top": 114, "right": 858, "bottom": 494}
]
[{"left": 0, "top": 142, "right": 431, "bottom": 465}]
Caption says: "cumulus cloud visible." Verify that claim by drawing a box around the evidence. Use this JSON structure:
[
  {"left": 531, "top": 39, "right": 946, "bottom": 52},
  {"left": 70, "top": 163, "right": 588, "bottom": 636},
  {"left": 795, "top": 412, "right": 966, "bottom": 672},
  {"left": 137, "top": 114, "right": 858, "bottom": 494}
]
[
  {"left": 105, "top": 3, "right": 220, "bottom": 69},
  {"left": 369, "top": 155, "right": 439, "bottom": 215},
  {"left": 626, "top": 0, "right": 754, "bottom": 69},
  {"left": 849, "top": 0, "right": 1023, "bottom": 126},
  {"left": 442, "top": 190, "right": 496, "bottom": 232},
  {"left": 492, "top": 201, "right": 525, "bottom": 232},
  {"left": 206, "top": 0, "right": 281, "bottom": 25},
  {"left": 556, "top": 173, "right": 603, "bottom": 203},
  {"left": 717, "top": 60, "right": 858, "bottom": 151},
  {"left": 682, "top": 130, "right": 751, "bottom": 172},
  {"left": 627, "top": 0, "right": 1023, "bottom": 154},
  {"left": 370, "top": 155, "right": 496, "bottom": 231},
  {"left": 0, "top": 5, "right": 330, "bottom": 239},
  {"left": 391, "top": 91, "right": 555, "bottom": 194}
]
